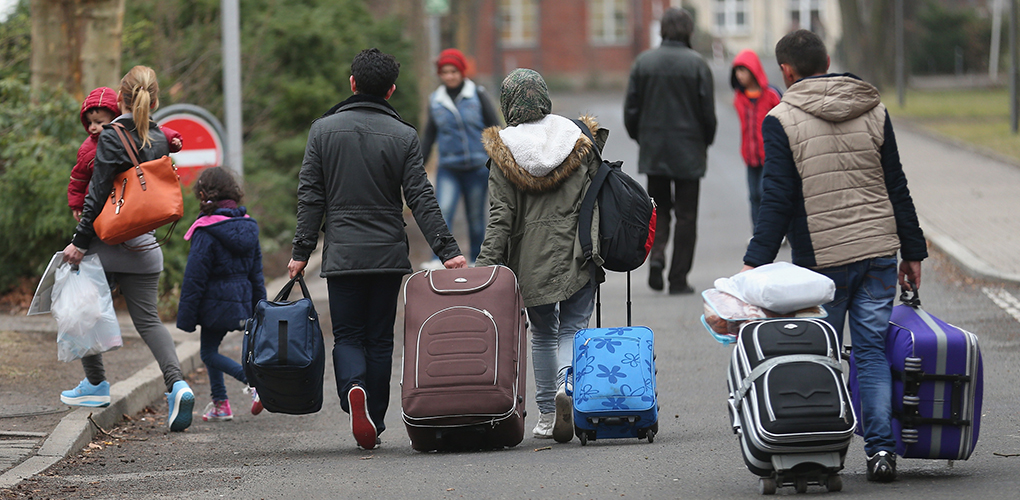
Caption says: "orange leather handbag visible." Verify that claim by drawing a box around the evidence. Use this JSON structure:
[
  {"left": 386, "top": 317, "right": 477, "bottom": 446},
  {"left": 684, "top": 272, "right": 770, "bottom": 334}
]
[{"left": 93, "top": 123, "right": 184, "bottom": 247}]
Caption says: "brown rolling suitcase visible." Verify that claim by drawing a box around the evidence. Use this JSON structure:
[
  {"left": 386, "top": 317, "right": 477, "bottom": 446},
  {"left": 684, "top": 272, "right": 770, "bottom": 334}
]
[{"left": 401, "top": 265, "right": 527, "bottom": 451}]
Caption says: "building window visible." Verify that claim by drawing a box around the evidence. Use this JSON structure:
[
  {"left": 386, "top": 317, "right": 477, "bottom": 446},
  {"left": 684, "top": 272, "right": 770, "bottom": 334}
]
[
  {"left": 713, "top": 0, "right": 749, "bottom": 34},
  {"left": 590, "top": 0, "right": 629, "bottom": 45},
  {"left": 789, "top": 0, "right": 826, "bottom": 40},
  {"left": 501, "top": 0, "right": 538, "bottom": 47}
]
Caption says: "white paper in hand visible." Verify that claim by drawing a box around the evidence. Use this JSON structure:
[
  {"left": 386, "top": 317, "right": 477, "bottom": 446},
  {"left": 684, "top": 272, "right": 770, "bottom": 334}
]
[{"left": 27, "top": 252, "right": 64, "bottom": 315}]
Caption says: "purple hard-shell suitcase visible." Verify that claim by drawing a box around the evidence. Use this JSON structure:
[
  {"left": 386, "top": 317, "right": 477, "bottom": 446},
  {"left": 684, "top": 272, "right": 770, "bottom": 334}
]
[{"left": 849, "top": 288, "right": 983, "bottom": 460}]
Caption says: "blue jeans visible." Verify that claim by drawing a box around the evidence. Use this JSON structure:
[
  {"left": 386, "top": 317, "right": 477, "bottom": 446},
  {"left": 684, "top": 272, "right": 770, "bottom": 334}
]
[
  {"left": 817, "top": 256, "right": 898, "bottom": 457},
  {"left": 436, "top": 166, "right": 489, "bottom": 261},
  {"left": 327, "top": 274, "right": 402, "bottom": 435},
  {"left": 746, "top": 165, "right": 763, "bottom": 228},
  {"left": 526, "top": 283, "right": 595, "bottom": 414},
  {"left": 200, "top": 328, "right": 248, "bottom": 401}
]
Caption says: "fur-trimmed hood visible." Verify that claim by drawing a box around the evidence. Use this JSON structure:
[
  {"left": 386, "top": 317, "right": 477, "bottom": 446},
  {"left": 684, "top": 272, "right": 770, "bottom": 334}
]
[{"left": 482, "top": 114, "right": 599, "bottom": 193}]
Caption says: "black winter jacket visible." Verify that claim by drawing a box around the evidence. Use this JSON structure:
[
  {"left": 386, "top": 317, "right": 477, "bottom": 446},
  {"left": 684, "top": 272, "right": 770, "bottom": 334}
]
[
  {"left": 176, "top": 207, "right": 266, "bottom": 333},
  {"left": 292, "top": 94, "right": 460, "bottom": 276},
  {"left": 624, "top": 40, "right": 717, "bottom": 180}
]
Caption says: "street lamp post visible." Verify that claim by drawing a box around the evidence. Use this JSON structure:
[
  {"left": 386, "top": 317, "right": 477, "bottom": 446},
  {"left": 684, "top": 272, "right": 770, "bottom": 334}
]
[
  {"left": 1011, "top": 0, "right": 1019, "bottom": 133},
  {"left": 222, "top": 0, "right": 244, "bottom": 176},
  {"left": 895, "top": 0, "right": 905, "bottom": 107}
]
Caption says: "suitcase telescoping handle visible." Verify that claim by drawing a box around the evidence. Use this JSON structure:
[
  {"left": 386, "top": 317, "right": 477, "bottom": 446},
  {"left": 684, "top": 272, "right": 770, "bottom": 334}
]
[
  {"left": 593, "top": 271, "right": 634, "bottom": 329},
  {"left": 275, "top": 275, "right": 311, "bottom": 302}
]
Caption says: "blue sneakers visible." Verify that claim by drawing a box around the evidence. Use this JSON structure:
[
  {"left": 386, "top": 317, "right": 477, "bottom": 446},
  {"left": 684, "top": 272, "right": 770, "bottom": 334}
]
[
  {"left": 166, "top": 380, "right": 195, "bottom": 432},
  {"left": 60, "top": 378, "right": 111, "bottom": 407}
]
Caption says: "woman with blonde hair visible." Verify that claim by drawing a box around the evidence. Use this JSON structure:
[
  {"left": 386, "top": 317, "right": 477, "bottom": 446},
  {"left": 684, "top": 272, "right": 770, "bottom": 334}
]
[{"left": 61, "top": 65, "right": 196, "bottom": 432}]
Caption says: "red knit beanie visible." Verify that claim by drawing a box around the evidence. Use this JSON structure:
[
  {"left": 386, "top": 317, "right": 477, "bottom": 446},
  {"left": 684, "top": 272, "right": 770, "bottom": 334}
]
[{"left": 436, "top": 48, "right": 467, "bottom": 74}]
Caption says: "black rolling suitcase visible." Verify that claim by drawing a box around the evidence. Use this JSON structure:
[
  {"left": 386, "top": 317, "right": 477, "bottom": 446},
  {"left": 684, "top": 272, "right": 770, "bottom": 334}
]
[{"left": 727, "top": 318, "right": 856, "bottom": 494}]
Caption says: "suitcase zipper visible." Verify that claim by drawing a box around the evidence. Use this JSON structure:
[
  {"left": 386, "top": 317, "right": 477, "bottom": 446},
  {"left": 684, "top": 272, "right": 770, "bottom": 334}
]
[{"left": 415, "top": 306, "right": 499, "bottom": 388}]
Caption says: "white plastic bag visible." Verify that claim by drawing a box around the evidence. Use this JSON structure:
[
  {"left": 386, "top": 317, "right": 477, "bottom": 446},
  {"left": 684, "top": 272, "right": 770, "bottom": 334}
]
[
  {"left": 714, "top": 261, "right": 835, "bottom": 314},
  {"left": 51, "top": 254, "right": 122, "bottom": 362}
]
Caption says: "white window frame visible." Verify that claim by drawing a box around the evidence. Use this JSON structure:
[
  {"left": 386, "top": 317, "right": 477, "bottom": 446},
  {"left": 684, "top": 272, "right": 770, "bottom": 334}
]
[
  {"left": 788, "top": 0, "right": 825, "bottom": 33},
  {"left": 589, "top": 0, "right": 630, "bottom": 46},
  {"left": 713, "top": 0, "right": 750, "bottom": 35},
  {"left": 501, "top": 0, "right": 538, "bottom": 47}
]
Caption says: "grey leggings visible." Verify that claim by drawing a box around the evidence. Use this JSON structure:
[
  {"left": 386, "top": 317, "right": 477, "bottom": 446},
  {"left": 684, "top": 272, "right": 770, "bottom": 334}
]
[{"left": 81, "top": 272, "right": 183, "bottom": 392}]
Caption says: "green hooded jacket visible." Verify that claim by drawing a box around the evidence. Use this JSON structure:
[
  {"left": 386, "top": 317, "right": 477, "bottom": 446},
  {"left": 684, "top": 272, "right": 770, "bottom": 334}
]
[{"left": 475, "top": 114, "right": 607, "bottom": 307}]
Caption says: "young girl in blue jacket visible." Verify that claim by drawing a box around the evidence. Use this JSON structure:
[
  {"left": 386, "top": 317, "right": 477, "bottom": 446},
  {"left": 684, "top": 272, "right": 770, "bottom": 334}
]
[{"left": 177, "top": 167, "right": 267, "bottom": 421}]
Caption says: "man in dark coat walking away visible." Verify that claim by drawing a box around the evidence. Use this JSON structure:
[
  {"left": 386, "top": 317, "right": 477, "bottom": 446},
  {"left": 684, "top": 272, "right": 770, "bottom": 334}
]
[
  {"left": 288, "top": 48, "right": 467, "bottom": 450},
  {"left": 624, "top": 7, "right": 717, "bottom": 294}
]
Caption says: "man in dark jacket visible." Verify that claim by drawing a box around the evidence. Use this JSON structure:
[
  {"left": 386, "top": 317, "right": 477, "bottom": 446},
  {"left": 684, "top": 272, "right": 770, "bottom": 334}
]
[
  {"left": 624, "top": 7, "right": 717, "bottom": 294},
  {"left": 288, "top": 48, "right": 466, "bottom": 450},
  {"left": 742, "top": 30, "right": 926, "bottom": 482}
]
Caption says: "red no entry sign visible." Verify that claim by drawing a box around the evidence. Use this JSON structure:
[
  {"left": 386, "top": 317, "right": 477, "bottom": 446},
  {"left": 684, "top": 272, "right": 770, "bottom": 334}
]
[{"left": 158, "top": 112, "right": 225, "bottom": 186}]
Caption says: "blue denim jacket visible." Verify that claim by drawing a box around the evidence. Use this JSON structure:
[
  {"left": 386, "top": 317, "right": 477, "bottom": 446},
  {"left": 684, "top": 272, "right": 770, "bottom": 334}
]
[{"left": 429, "top": 79, "right": 490, "bottom": 171}]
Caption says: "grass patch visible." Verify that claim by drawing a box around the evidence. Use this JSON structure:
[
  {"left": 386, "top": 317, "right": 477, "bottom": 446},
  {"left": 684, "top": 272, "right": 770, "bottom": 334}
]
[
  {"left": 886, "top": 88, "right": 1009, "bottom": 119},
  {"left": 885, "top": 88, "right": 1020, "bottom": 162}
]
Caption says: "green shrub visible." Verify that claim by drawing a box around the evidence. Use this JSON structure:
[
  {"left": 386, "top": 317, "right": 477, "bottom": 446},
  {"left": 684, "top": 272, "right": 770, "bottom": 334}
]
[{"left": 0, "top": 79, "right": 81, "bottom": 292}]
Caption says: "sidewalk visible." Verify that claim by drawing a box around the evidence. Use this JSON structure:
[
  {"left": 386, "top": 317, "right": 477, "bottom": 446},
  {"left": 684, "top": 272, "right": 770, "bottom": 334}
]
[
  {"left": 895, "top": 122, "right": 1020, "bottom": 284},
  {"left": 0, "top": 252, "right": 318, "bottom": 488}
]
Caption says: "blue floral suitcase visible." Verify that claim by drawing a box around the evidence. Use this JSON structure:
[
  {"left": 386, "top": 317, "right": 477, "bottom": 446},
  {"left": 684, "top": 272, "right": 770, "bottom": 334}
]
[{"left": 568, "top": 325, "right": 657, "bottom": 445}]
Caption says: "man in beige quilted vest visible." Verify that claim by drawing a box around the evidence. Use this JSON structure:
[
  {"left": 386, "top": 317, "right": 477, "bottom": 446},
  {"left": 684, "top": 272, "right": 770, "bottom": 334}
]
[{"left": 741, "top": 30, "right": 927, "bottom": 483}]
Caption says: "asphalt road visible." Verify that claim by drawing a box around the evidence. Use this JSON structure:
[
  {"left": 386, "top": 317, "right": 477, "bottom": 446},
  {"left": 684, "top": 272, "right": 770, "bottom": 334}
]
[{"left": 5, "top": 82, "right": 1020, "bottom": 499}]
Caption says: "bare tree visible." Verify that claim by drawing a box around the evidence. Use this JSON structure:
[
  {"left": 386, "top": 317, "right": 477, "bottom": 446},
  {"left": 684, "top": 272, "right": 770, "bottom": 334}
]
[
  {"left": 30, "top": 0, "right": 125, "bottom": 100},
  {"left": 839, "top": 0, "right": 896, "bottom": 89}
]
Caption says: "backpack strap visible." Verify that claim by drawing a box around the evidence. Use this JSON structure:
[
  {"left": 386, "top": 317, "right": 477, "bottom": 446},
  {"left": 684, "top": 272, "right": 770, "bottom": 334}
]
[{"left": 572, "top": 119, "right": 610, "bottom": 326}]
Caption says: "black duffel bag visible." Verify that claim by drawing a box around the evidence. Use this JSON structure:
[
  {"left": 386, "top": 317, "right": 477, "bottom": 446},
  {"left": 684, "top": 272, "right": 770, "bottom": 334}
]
[{"left": 243, "top": 275, "right": 325, "bottom": 415}]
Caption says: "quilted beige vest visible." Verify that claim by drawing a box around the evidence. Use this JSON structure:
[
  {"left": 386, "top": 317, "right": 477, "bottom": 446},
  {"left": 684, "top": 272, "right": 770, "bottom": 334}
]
[{"left": 768, "top": 76, "right": 900, "bottom": 269}]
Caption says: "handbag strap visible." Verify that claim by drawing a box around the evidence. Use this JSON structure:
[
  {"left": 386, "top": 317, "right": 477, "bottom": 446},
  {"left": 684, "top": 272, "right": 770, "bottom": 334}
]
[
  {"left": 275, "top": 275, "right": 311, "bottom": 302},
  {"left": 110, "top": 122, "right": 141, "bottom": 167}
]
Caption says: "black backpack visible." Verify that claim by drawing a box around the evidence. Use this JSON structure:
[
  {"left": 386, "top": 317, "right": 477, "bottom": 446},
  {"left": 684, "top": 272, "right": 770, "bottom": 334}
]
[{"left": 573, "top": 120, "right": 656, "bottom": 274}]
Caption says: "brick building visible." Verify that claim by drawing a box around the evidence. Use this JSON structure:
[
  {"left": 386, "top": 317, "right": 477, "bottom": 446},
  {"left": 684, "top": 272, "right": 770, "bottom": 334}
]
[{"left": 468, "top": 0, "right": 682, "bottom": 90}]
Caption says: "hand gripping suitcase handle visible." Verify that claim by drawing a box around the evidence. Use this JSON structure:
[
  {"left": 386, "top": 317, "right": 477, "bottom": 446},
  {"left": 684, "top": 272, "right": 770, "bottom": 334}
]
[
  {"left": 899, "top": 282, "right": 920, "bottom": 308},
  {"left": 275, "top": 275, "right": 311, "bottom": 302}
]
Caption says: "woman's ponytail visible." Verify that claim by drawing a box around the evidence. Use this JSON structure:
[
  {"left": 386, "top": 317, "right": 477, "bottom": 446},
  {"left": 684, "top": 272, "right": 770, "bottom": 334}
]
[{"left": 119, "top": 66, "right": 160, "bottom": 148}]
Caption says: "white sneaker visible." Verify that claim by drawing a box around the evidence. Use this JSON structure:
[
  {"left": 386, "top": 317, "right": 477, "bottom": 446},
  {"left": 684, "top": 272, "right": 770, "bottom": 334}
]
[
  {"left": 419, "top": 259, "right": 444, "bottom": 271},
  {"left": 533, "top": 413, "right": 554, "bottom": 438},
  {"left": 553, "top": 385, "right": 574, "bottom": 443}
]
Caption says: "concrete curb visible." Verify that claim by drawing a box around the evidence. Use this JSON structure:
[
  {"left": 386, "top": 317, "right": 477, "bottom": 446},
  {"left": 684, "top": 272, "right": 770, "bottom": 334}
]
[
  {"left": 919, "top": 214, "right": 1020, "bottom": 286},
  {"left": 0, "top": 335, "right": 204, "bottom": 489}
]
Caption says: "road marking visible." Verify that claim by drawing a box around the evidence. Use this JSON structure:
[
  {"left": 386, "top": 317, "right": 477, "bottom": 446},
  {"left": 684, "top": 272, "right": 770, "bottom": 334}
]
[{"left": 982, "top": 287, "right": 1020, "bottom": 323}]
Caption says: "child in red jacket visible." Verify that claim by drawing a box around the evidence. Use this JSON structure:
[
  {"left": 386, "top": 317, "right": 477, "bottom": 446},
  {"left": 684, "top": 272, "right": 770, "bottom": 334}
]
[
  {"left": 68, "top": 87, "right": 184, "bottom": 221},
  {"left": 731, "top": 50, "right": 782, "bottom": 229}
]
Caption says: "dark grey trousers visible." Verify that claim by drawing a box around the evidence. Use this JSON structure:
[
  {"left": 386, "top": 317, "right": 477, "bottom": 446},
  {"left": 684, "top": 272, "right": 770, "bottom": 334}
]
[{"left": 81, "top": 272, "right": 183, "bottom": 392}]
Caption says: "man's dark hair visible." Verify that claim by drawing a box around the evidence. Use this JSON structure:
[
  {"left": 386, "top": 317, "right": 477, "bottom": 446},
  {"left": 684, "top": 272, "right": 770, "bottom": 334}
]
[
  {"left": 775, "top": 29, "right": 828, "bottom": 78},
  {"left": 351, "top": 48, "right": 400, "bottom": 97},
  {"left": 660, "top": 8, "right": 694, "bottom": 46}
]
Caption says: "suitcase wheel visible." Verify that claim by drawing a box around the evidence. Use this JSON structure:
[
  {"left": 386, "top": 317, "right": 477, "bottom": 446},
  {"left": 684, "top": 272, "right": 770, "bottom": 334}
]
[
  {"left": 825, "top": 475, "right": 842, "bottom": 492},
  {"left": 758, "top": 477, "right": 777, "bottom": 495},
  {"left": 795, "top": 477, "right": 808, "bottom": 494}
]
